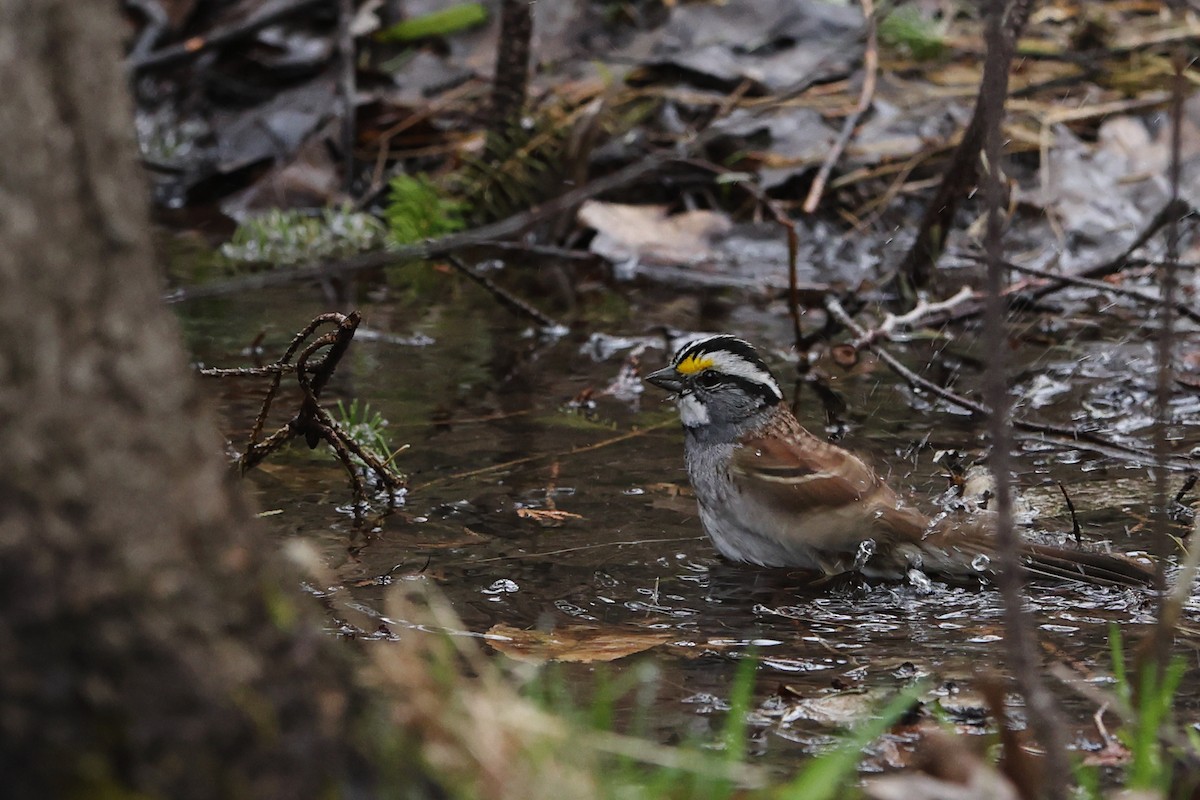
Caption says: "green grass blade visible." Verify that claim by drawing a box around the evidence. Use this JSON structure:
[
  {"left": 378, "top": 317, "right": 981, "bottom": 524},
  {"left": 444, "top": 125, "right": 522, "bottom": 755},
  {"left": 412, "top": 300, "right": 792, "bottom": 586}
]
[{"left": 378, "top": 4, "right": 488, "bottom": 42}]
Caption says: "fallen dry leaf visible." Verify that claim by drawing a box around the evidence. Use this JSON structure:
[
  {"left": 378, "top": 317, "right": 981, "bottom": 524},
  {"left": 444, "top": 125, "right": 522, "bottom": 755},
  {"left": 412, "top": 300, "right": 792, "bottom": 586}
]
[
  {"left": 515, "top": 508, "right": 583, "bottom": 526},
  {"left": 578, "top": 200, "right": 732, "bottom": 267},
  {"left": 486, "top": 622, "right": 672, "bottom": 663}
]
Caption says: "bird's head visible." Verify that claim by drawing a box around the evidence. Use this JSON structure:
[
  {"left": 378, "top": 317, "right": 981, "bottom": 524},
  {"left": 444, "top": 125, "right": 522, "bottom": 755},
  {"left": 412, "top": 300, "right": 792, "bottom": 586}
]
[{"left": 645, "top": 335, "right": 783, "bottom": 428}]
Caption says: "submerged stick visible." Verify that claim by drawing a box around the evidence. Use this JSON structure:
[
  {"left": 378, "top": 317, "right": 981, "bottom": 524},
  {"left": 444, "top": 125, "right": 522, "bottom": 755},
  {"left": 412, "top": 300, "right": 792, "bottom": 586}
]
[{"left": 445, "top": 254, "right": 560, "bottom": 329}]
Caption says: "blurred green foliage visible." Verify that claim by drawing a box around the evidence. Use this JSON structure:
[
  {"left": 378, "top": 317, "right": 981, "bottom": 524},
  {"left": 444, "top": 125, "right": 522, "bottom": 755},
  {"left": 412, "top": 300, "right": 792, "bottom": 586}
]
[{"left": 878, "top": 6, "right": 946, "bottom": 61}]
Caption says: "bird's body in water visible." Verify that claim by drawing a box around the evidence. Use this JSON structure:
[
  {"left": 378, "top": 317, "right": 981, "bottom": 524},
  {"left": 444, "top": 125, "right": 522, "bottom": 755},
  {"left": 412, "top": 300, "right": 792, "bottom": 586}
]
[{"left": 646, "top": 334, "right": 1153, "bottom": 586}]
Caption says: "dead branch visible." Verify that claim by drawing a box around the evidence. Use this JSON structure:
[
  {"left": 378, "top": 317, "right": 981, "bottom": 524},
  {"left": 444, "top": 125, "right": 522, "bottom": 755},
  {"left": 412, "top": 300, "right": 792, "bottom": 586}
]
[
  {"left": 851, "top": 286, "right": 974, "bottom": 348},
  {"left": 490, "top": 0, "right": 533, "bottom": 135},
  {"left": 199, "top": 311, "right": 405, "bottom": 519},
  {"left": 165, "top": 152, "right": 673, "bottom": 304},
  {"left": 978, "top": 1, "right": 1070, "bottom": 788},
  {"left": 1024, "top": 199, "right": 1193, "bottom": 303},
  {"left": 1147, "top": 45, "right": 1189, "bottom": 678},
  {"left": 989, "top": 257, "right": 1200, "bottom": 326},
  {"left": 912, "top": 199, "right": 1196, "bottom": 330}
]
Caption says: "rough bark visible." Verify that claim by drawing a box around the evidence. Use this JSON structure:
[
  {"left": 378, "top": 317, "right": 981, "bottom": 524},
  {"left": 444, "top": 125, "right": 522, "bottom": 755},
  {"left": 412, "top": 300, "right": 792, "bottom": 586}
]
[{"left": 0, "top": 3, "right": 371, "bottom": 797}]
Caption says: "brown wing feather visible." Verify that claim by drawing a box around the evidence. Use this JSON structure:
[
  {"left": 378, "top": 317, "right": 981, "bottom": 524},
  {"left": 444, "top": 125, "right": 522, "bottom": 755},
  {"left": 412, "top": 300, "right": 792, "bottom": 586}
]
[
  {"left": 730, "top": 428, "right": 878, "bottom": 510},
  {"left": 728, "top": 418, "right": 930, "bottom": 566}
]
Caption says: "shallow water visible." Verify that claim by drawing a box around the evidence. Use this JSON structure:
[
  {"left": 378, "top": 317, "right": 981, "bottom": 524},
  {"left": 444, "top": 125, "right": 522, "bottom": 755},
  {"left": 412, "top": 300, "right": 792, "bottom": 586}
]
[{"left": 181, "top": 280, "right": 1198, "bottom": 776}]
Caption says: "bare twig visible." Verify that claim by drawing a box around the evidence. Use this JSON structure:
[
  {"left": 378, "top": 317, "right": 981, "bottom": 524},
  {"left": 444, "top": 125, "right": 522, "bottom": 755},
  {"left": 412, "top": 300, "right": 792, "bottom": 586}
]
[
  {"left": 802, "top": 0, "right": 878, "bottom": 214},
  {"left": 672, "top": 156, "right": 805, "bottom": 347},
  {"left": 978, "top": 6, "right": 1069, "bottom": 794},
  {"left": 1148, "top": 46, "right": 1188, "bottom": 676},
  {"left": 1056, "top": 482, "right": 1082, "bottom": 546},
  {"left": 200, "top": 312, "right": 405, "bottom": 519},
  {"left": 786, "top": 220, "right": 803, "bottom": 351},
  {"left": 444, "top": 254, "right": 560, "bottom": 329},
  {"left": 851, "top": 286, "right": 974, "bottom": 348},
  {"left": 968, "top": 255, "right": 1200, "bottom": 326},
  {"left": 824, "top": 296, "right": 1188, "bottom": 468}
]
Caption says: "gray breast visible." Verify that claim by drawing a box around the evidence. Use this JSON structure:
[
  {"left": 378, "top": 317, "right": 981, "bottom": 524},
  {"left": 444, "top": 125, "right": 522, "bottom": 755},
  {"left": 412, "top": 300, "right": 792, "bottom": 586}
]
[{"left": 683, "top": 438, "right": 830, "bottom": 570}]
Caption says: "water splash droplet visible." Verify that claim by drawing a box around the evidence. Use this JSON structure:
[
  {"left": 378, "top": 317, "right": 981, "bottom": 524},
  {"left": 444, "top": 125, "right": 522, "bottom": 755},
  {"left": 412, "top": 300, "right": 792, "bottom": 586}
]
[
  {"left": 853, "top": 539, "right": 877, "bottom": 570},
  {"left": 971, "top": 554, "right": 991, "bottom": 572},
  {"left": 907, "top": 568, "right": 933, "bottom": 594}
]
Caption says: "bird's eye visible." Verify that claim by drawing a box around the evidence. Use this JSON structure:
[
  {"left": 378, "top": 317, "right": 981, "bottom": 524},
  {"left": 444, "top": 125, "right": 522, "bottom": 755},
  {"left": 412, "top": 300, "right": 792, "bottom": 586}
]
[{"left": 696, "top": 370, "right": 723, "bottom": 389}]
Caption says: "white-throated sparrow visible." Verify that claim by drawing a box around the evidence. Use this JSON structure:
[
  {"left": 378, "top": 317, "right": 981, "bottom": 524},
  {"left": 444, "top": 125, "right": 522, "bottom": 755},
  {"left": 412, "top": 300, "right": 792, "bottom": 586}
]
[{"left": 646, "top": 334, "right": 1152, "bottom": 586}]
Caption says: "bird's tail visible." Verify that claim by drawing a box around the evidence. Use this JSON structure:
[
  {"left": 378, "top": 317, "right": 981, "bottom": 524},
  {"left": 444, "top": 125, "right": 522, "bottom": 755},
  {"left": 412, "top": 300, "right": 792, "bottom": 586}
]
[
  {"left": 1019, "top": 542, "right": 1155, "bottom": 587},
  {"left": 915, "top": 512, "right": 1155, "bottom": 587}
]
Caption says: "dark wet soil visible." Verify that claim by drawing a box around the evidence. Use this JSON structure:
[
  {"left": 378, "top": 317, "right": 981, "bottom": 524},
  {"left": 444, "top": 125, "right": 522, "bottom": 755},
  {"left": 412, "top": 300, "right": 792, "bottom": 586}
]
[{"left": 181, "top": 280, "right": 1196, "bottom": 776}]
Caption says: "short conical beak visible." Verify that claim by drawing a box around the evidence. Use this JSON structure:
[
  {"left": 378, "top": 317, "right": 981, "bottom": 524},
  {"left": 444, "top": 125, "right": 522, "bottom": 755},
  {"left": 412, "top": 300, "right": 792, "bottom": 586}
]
[{"left": 645, "top": 366, "right": 684, "bottom": 392}]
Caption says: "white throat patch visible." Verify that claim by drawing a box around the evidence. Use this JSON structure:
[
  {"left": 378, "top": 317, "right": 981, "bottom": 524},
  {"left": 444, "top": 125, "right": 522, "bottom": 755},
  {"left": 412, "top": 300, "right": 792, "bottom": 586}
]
[{"left": 676, "top": 392, "right": 710, "bottom": 427}]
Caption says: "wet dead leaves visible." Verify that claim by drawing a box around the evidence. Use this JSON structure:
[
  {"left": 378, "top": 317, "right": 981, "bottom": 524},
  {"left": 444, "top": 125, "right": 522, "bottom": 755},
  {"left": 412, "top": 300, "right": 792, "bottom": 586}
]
[
  {"left": 516, "top": 507, "right": 584, "bottom": 526},
  {"left": 487, "top": 622, "right": 672, "bottom": 663},
  {"left": 486, "top": 622, "right": 767, "bottom": 664}
]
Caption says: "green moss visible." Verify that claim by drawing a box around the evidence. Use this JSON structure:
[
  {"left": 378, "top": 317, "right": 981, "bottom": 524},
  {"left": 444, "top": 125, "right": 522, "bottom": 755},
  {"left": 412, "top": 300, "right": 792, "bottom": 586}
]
[
  {"left": 383, "top": 174, "right": 466, "bottom": 247},
  {"left": 878, "top": 6, "right": 946, "bottom": 61},
  {"left": 221, "top": 207, "right": 385, "bottom": 267}
]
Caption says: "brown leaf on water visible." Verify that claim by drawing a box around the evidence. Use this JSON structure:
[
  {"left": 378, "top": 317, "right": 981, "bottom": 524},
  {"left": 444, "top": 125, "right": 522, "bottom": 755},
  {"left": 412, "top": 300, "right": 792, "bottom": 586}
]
[
  {"left": 486, "top": 622, "right": 672, "bottom": 663},
  {"left": 516, "top": 508, "right": 583, "bottom": 527}
]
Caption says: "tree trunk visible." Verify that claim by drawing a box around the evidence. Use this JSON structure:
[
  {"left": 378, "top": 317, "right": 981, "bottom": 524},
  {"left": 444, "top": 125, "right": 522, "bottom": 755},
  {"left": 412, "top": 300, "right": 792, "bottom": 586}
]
[{"left": 0, "top": 4, "right": 373, "bottom": 797}]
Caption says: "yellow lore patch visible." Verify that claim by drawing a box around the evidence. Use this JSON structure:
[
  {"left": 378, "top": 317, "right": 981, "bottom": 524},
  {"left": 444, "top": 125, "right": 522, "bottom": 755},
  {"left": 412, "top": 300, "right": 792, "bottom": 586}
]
[{"left": 675, "top": 354, "right": 714, "bottom": 375}]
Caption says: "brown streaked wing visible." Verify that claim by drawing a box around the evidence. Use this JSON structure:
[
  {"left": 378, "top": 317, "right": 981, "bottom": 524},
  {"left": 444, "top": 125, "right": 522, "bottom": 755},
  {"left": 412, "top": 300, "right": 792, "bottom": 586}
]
[{"left": 729, "top": 428, "right": 882, "bottom": 513}]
